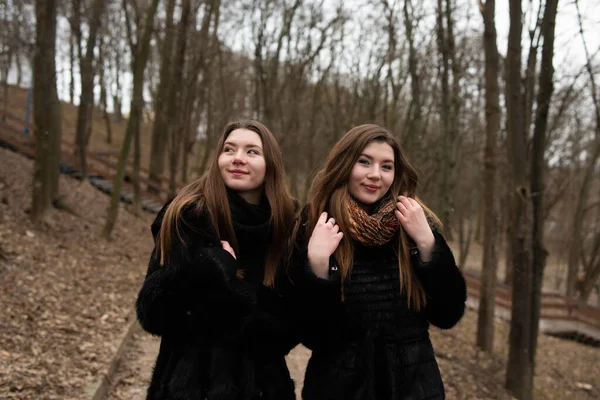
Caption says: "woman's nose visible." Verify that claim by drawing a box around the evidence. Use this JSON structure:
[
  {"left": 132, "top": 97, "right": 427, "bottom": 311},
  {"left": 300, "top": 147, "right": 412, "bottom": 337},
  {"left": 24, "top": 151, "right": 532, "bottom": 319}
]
[
  {"left": 367, "top": 167, "right": 381, "bottom": 180},
  {"left": 232, "top": 151, "right": 247, "bottom": 164}
]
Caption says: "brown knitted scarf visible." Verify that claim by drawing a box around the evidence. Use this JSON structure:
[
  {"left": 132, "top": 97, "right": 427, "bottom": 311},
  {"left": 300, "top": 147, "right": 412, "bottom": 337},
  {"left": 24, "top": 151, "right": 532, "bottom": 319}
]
[{"left": 347, "top": 195, "right": 400, "bottom": 247}]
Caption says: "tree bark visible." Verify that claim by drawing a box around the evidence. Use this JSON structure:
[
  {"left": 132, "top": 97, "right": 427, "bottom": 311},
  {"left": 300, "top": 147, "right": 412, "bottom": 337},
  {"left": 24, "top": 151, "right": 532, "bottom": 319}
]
[
  {"left": 147, "top": 0, "right": 176, "bottom": 194},
  {"left": 504, "top": 0, "right": 534, "bottom": 398},
  {"left": 476, "top": 0, "right": 501, "bottom": 354},
  {"left": 69, "top": 35, "right": 76, "bottom": 104},
  {"left": 168, "top": 0, "right": 192, "bottom": 198},
  {"left": 435, "top": 0, "right": 459, "bottom": 240},
  {"left": 75, "top": 0, "right": 107, "bottom": 181},
  {"left": 98, "top": 42, "right": 113, "bottom": 144},
  {"left": 31, "top": 0, "right": 63, "bottom": 223},
  {"left": 403, "top": 0, "right": 422, "bottom": 152},
  {"left": 529, "top": 0, "right": 559, "bottom": 377}
]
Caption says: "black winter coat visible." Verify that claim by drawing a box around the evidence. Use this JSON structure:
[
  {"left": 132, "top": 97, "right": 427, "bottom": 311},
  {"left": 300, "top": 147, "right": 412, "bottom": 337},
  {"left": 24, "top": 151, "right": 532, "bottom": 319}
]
[
  {"left": 136, "top": 193, "right": 297, "bottom": 400},
  {"left": 290, "top": 217, "right": 466, "bottom": 400}
]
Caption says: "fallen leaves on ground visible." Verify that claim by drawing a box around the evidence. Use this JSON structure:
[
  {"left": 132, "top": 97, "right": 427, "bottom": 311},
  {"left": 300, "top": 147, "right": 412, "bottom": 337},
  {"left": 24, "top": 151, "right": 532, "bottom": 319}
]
[{"left": 0, "top": 148, "right": 154, "bottom": 399}]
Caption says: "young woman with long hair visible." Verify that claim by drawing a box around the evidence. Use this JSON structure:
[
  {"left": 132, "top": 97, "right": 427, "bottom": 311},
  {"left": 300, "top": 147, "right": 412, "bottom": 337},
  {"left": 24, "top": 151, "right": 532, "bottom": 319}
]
[
  {"left": 291, "top": 124, "right": 467, "bottom": 400},
  {"left": 136, "top": 120, "right": 298, "bottom": 399}
]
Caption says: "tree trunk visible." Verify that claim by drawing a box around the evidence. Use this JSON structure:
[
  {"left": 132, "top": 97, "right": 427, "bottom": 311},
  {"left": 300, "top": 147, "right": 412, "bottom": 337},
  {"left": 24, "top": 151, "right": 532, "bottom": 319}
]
[
  {"left": 98, "top": 44, "right": 113, "bottom": 144},
  {"left": 31, "top": 0, "right": 63, "bottom": 223},
  {"left": 74, "top": 0, "right": 106, "bottom": 181},
  {"left": 113, "top": 53, "right": 123, "bottom": 122},
  {"left": 102, "top": 0, "right": 160, "bottom": 238},
  {"left": 16, "top": 53, "right": 23, "bottom": 86},
  {"left": 196, "top": 80, "right": 215, "bottom": 178},
  {"left": 435, "top": 0, "right": 458, "bottom": 240},
  {"left": 168, "top": 0, "right": 192, "bottom": 198},
  {"left": 132, "top": 114, "right": 142, "bottom": 215},
  {"left": 1, "top": 53, "right": 8, "bottom": 121},
  {"left": 69, "top": 35, "right": 76, "bottom": 104},
  {"left": 445, "top": 0, "right": 461, "bottom": 241},
  {"left": 403, "top": 0, "right": 421, "bottom": 152},
  {"left": 529, "top": 0, "right": 559, "bottom": 378},
  {"left": 147, "top": 0, "right": 176, "bottom": 194},
  {"left": 458, "top": 190, "right": 477, "bottom": 269},
  {"left": 505, "top": 0, "right": 534, "bottom": 398},
  {"left": 476, "top": 0, "right": 501, "bottom": 354}
]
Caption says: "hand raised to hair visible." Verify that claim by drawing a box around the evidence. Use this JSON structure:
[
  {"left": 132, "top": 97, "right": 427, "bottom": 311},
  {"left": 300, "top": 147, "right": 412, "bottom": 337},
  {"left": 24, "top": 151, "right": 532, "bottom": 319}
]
[
  {"left": 394, "top": 196, "right": 435, "bottom": 262},
  {"left": 307, "top": 212, "right": 343, "bottom": 279}
]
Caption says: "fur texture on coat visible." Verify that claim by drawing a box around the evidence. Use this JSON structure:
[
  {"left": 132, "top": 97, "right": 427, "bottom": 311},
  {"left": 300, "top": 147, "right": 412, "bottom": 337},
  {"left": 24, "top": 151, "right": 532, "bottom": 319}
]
[
  {"left": 136, "top": 199, "right": 297, "bottom": 400},
  {"left": 289, "top": 209, "right": 467, "bottom": 400}
]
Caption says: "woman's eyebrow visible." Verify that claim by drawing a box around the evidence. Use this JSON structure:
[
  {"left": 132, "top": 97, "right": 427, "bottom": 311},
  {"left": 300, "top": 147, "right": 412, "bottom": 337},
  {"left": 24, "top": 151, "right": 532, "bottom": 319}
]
[
  {"left": 224, "top": 141, "right": 262, "bottom": 149},
  {"left": 360, "top": 153, "right": 394, "bottom": 163}
]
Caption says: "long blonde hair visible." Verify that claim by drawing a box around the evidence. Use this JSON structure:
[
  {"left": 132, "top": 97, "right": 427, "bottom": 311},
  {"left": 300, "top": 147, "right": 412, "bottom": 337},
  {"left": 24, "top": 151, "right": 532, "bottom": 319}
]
[
  {"left": 157, "top": 120, "right": 296, "bottom": 287},
  {"left": 305, "top": 124, "right": 441, "bottom": 310}
]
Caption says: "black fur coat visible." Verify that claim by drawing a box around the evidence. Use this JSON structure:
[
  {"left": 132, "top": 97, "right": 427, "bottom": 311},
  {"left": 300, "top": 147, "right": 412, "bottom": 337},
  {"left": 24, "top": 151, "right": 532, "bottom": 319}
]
[
  {"left": 290, "top": 213, "right": 467, "bottom": 400},
  {"left": 136, "top": 193, "right": 297, "bottom": 400}
]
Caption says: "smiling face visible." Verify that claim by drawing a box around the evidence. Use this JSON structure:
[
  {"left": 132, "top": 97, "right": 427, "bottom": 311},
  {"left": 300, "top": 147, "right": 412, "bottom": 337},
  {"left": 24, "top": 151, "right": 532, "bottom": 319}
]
[
  {"left": 217, "top": 128, "right": 266, "bottom": 204},
  {"left": 348, "top": 140, "right": 395, "bottom": 205}
]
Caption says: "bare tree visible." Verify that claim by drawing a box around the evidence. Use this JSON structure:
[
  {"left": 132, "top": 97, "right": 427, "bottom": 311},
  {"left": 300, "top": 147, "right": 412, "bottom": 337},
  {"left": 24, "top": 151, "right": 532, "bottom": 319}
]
[
  {"left": 102, "top": 0, "right": 160, "bottom": 237},
  {"left": 504, "top": 0, "right": 560, "bottom": 398},
  {"left": 147, "top": 0, "right": 176, "bottom": 194},
  {"left": 529, "top": 0, "right": 559, "bottom": 378},
  {"left": 504, "top": 0, "right": 534, "bottom": 397},
  {"left": 167, "top": 0, "right": 192, "bottom": 198},
  {"left": 74, "top": 0, "right": 107, "bottom": 181},
  {"left": 402, "top": 0, "right": 422, "bottom": 151},
  {"left": 476, "top": 0, "right": 500, "bottom": 353},
  {"left": 435, "top": 0, "right": 461, "bottom": 239},
  {"left": 31, "top": 0, "right": 63, "bottom": 223},
  {"left": 566, "top": 0, "right": 600, "bottom": 298}
]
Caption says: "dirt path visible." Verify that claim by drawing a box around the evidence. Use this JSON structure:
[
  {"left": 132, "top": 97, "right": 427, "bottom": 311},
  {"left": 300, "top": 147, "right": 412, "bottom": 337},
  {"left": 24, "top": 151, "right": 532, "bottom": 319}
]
[
  {"left": 107, "top": 332, "right": 311, "bottom": 399},
  {"left": 108, "top": 332, "right": 159, "bottom": 400}
]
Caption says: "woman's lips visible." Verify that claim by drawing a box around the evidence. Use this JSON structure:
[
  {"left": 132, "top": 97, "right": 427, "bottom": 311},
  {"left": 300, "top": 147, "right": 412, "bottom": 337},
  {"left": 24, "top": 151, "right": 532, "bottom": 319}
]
[{"left": 229, "top": 170, "right": 248, "bottom": 177}]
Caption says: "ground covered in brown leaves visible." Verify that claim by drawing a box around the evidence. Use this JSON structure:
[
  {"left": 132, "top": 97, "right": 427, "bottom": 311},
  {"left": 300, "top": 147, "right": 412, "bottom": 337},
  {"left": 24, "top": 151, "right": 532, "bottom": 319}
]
[
  {"left": 1, "top": 147, "right": 599, "bottom": 399},
  {"left": 0, "top": 147, "right": 154, "bottom": 399}
]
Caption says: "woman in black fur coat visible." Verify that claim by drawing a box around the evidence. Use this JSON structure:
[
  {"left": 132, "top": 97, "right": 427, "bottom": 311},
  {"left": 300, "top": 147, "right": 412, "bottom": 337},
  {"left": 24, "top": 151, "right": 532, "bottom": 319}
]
[
  {"left": 290, "top": 124, "right": 467, "bottom": 400},
  {"left": 136, "top": 120, "right": 298, "bottom": 400}
]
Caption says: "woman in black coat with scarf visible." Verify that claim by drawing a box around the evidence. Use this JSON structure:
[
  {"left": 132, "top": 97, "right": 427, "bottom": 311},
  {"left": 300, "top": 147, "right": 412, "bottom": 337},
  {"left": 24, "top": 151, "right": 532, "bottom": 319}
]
[
  {"left": 136, "top": 120, "right": 298, "bottom": 400},
  {"left": 290, "top": 124, "right": 467, "bottom": 400}
]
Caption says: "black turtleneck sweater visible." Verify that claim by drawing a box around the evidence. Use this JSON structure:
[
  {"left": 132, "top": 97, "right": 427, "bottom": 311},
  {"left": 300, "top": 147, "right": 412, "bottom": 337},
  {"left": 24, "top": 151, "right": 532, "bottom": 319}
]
[{"left": 227, "top": 189, "right": 272, "bottom": 286}]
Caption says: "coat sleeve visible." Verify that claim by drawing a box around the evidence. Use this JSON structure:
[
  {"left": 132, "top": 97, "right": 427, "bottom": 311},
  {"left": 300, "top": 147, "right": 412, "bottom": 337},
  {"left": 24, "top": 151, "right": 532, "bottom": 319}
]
[
  {"left": 135, "top": 202, "right": 247, "bottom": 337},
  {"left": 413, "top": 230, "right": 467, "bottom": 329},
  {"left": 285, "top": 208, "right": 346, "bottom": 350}
]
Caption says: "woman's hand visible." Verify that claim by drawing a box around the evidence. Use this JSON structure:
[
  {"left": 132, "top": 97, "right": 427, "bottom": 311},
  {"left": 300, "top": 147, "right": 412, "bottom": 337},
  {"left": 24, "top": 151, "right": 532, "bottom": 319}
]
[
  {"left": 395, "top": 196, "right": 435, "bottom": 262},
  {"left": 308, "top": 212, "right": 343, "bottom": 279},
  {"left": 221, "top": 240, "right": 237, "bottom": 259}
]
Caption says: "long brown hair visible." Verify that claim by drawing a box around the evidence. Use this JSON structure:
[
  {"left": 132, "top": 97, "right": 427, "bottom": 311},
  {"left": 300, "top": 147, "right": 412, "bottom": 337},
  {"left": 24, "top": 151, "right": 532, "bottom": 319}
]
[
  {"left": 305, "top": 124, "right": 441, "bottom": 310},
  {"left": 157, "top": 120, "right": 296, "bottom": 287}
]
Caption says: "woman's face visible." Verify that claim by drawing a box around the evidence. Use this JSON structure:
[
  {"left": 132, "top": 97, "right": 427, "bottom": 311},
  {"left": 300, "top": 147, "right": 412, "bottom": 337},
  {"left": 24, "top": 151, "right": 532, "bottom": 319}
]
[
  {"left": 348, "top": 141, "right": 395, "bottom": 205},
  {"left": 218, "top": 129, "right": 266, "bottom": 204}
]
